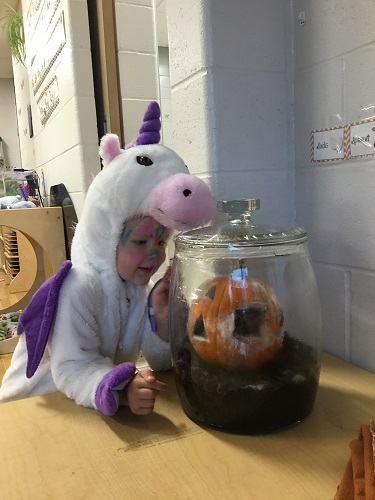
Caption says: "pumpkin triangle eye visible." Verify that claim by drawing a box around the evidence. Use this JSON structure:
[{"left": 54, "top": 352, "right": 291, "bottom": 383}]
[
  {"left": 192, "top": 315, "right": 207, "bottom": 338},
  {"left": 136, "top": 155, "right": 153, "bottom": 166},
  {"left": 205, "top": 285, "right": 217, "bottom": 300}
]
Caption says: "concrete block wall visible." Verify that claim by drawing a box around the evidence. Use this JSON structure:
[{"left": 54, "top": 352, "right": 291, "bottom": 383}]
[
  {"left": 114, "top": 0, "right": 159, "bottom": 145},
  {"left": 13, "top": 0, "right": 100, "bottom": 217},
  {"left": 293, "top": 0, "right": 375, "bottom": 370},
  {"left": 167, "top": 0, "right": 295, "bottom": 226},
  {"left": 158, "top": 47, "right": 173, "bottom": 148},
  {"left": 12, "top": 61, "right": 33, "bottom": 173},
  {"left": 0, "top": 79, "right": 21, "bottom": 170}
]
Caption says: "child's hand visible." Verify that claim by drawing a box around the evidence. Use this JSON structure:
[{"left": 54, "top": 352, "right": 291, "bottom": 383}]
[
  {"left": 152, "top": 266, "right": 171, "bottom": 315},
  {"left": 120, "top": 369, "right": 167, "bottom": 415},
  {"left": 151, "top": 266, "right": 171, "bottom": 341}
]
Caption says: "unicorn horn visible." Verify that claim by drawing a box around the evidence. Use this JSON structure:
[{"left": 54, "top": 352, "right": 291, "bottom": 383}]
[{"left": 135, "top": 101, "right": 161, "bottom": 146}]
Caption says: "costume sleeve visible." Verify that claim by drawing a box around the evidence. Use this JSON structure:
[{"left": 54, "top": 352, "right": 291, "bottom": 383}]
[
  {"left": 139, "top": 301, "right": 172, "bottom": 372},
  {"left": 140, "top": 325, "right": 172, "bottom": 371},
  {"left": 48, "top": 268, "right": 135, "bottom": 413},
  {"left": 124, "top": 284, "right": 172, "bottom": 372}
]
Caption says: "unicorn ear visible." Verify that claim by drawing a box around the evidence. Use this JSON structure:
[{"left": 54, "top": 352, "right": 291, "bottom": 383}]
[
  {"left": 99, "top": 133, "right": 124, "bottom": 167},
  {"left": 135, "top": 101, "right": 161, "bottom": 146}
]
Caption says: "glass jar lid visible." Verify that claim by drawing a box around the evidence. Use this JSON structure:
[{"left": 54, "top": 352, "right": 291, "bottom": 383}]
[{"left": 176, "top": 199, "right": 307, "bottom": 248}]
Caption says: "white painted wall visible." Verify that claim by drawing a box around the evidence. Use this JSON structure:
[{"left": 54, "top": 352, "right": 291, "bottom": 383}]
[
  {"left": 13, "top": 0, "right": 100, "bottom": 217},
  {"left": 0, "top": 79, "right": 21, "bottom": 170},
  {"left": 167, "top": 0, "right": 295, "bottom": 226},
  {"left": 114, "top": 0, "right": 159, "bottom": 145},
  {"left": 158, "top": 47, "right": 173, "bottom": 148},
  {"left": 293, "top": 1, "right": 375, "bottom": 371}
]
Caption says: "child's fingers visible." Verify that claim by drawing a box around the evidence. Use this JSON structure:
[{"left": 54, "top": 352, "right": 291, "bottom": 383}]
[
  {"left": 150, "top": 379, "right": 168, "bottom": 391},
  {"left": 132, "top": 403, "right": 155, "bottom": 415},
  {"left": 140, "top": 377, "right": 167, "bottom": 392},
  {"left": 136, "top": 370, "right": 168, "bottom": 392},
  {"left": 142, "top": 388, "right": 159, "bottom": 398},
  {"left": 161, "top": 266, "right": 172, "bottom": 283},
  {"left": 128, "top": 384, "right": 166, "bottom": 415},
  {"left": 137, "top": 368, "right": 154, "bottom": 381}
]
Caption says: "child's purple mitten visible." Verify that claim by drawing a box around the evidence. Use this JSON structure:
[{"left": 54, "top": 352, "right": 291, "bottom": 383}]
[{"left": 95, "top": 362, "right": 137, "bottom": 415}]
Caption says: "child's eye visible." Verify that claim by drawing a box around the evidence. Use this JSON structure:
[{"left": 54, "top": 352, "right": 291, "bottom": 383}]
[
  {"left": 134, "top": 240, "right": 147, "bottom": 246},
  {"left": 159, "top": 240, "right": 167, "bottom": 247}
]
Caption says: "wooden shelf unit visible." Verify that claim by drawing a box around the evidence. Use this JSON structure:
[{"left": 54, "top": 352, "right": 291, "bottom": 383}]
[
  {"left": 0, "top": 226, "right": 35, "bottom": 293},
  {"left": 0, "top": 207, "right": 66, "bottom": 313},
  {"left": 2, "top": 228, "right": 20, "bottom": 278},
  {"left": 3, "top": 228, "right": 20, "bottom": 281}
]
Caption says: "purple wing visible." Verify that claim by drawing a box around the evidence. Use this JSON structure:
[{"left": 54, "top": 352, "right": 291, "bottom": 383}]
[{"left": 17, "top": 261, "right": 72, "bottom": 378}]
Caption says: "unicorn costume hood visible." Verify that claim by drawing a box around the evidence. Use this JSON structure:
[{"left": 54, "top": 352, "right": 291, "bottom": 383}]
[
  {"left": 0, "top": 102, "right": 216, "bottom": 414},
  {"left": 72, "top": 101, "right": 215, "bottom": 276}
]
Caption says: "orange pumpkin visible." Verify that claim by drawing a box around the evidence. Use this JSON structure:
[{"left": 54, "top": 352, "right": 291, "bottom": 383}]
[{"left": 187, "top": 275, "right": 283, "bottom": 370}]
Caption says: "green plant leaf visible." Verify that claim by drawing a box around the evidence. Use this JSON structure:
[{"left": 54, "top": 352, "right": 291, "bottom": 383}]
[{"left": 1, "top": 2, "right": 26, "bottom": 66}]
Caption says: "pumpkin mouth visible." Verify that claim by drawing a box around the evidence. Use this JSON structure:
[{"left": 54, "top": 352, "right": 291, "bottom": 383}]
[{"left": 233, "top": 303, "right": 266, "bottom": 340}]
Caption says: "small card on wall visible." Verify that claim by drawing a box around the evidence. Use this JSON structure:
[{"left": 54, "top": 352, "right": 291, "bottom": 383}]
[
  {"left": 350, "top": 120, "right": 375, "bottom": 158},
  {"left": 37, "top": 76, "right": 60, "bottom": 126},
  {"left": 310, "top": 126, "right": 348, "bottom": 162}
]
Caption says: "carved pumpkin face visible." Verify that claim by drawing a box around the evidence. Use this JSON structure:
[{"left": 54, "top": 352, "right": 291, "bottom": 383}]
[{"left": 187, "top": 276, "right": 283, "bottom": 370}]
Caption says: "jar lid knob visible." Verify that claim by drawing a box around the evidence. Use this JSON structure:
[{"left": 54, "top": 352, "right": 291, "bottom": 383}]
[{"left": 217, "top": 199, "right": 260, "bottom": 214}]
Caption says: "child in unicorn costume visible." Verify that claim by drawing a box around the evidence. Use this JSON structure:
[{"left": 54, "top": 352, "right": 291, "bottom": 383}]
[{"left": 0, "top": 102, "right": 216, "bottom": 415}]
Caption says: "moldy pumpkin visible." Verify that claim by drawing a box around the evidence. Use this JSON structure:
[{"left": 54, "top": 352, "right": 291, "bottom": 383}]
[{"left": 188, "top": 274, "right": 284, "bottom": 370}]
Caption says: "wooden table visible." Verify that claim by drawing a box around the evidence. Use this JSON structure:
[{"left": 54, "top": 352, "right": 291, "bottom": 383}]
[{"left": 1, "top": 353, "right": 374, "bottom": 500}]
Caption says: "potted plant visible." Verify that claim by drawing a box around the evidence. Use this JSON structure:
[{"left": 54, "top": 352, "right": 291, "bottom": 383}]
[{"left": 1, "top": 2, "right": 25, "bottom": 65}]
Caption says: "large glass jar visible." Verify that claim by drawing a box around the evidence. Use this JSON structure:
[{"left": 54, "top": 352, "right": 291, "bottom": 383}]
[{"left": 169, "top": 199, "right": 322, "bottom": 434}]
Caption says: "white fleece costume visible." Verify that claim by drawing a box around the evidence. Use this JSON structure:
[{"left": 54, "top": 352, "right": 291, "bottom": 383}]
[{"left": 0, "top": 102, "right": 216, "bottom": 414}]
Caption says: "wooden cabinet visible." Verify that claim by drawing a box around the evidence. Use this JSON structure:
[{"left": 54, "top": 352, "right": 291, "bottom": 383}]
[
  {"left": 0, "top": 207, "right": 66, "bottom": 313},
  {"left": 1, "top": 228, "right": 19, "bottom": 282},
  {"left": 0, "top": 227, "right": 34, "bottom": 293}
]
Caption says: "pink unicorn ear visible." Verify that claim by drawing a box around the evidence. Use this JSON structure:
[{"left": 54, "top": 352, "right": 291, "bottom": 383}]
[
  {"left": 135, "top": 101, "right": 161, "bottom": 146},
  {"left": 99, "top": 133, "right": 123, "bottom": 167}
]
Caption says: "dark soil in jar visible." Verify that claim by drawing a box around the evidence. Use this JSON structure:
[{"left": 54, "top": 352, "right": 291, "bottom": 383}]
[{"left": 172, "top": 333, "right": 320, "bottom": 434}]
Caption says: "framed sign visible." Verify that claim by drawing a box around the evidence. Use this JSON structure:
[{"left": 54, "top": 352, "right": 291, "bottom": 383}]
[
  {"left": 310, "top": 126, "right": 350, "bottom": 163},
  {"left": 349, "top": 119, "right": 375, "bottom": 158}
]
